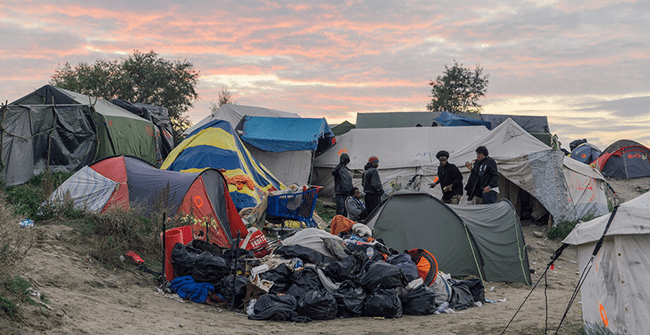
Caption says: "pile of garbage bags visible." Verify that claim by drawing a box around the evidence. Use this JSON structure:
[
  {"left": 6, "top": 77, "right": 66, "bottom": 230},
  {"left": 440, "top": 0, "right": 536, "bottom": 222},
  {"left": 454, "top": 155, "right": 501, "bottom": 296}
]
[{"left": 168, "top": 228, "right": 485, "bottom": 322}]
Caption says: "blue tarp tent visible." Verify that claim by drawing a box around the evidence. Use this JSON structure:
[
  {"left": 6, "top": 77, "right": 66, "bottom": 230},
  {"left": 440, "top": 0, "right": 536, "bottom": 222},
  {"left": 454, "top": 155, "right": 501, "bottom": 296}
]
[
  {"left": 435, "top": 111, "right": 492, "bottom": 129},
  {"left": 237, "top": 116, "right": 335, "bottom": 154}
]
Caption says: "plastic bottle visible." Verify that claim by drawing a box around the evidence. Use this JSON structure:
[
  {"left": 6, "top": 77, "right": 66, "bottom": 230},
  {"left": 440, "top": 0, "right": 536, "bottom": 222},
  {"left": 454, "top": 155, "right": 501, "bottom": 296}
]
[
  {"left": 435, "top": 301, "right": 450, "bottom": 314},
  {"left": 19, "top": 219, "right": 34, "bottom": 228},
  {"left": 366, "top": 247, "right": 374, "bottom": 260}
]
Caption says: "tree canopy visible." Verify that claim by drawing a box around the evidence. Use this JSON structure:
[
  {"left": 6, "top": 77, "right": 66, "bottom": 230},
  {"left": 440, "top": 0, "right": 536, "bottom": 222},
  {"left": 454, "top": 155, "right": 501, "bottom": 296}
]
[
  {"left": 426, "top": 60, "right": 489, "bottom": 114},
  {"left": 50, "top": 50, "right": 200, "bottom": 135},
  {"left": 210, "top": 86, "right": 237, "bottom": 111}
]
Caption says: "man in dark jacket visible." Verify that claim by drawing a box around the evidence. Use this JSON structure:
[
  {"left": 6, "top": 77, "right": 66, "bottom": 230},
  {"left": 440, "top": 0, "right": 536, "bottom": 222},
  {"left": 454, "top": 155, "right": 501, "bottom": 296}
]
[
  {"left": 429, "top": 150, "right": 463, "bottom": 204},
  {"left": 331, "top": 153, "right": 354, "bottom": 216},
  {"left": 465, "top": 146, "right": 499, "bottom": 204},
  {"left": 362, "top": 156, "right": 383, "bottom": 215}
]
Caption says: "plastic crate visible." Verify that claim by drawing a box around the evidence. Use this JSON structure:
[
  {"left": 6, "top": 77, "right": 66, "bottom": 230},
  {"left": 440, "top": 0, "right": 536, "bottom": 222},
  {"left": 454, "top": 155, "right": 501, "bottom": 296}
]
[{"left": 266, "top": 188, "right": 319, "bottom": 227}]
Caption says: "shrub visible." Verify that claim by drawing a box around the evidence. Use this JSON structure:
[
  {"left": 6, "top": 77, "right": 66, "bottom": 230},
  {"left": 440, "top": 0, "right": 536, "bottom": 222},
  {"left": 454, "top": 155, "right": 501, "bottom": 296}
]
[
  {"left": 548, "top": 214, "right": 596, "bottom": 240},
  {"left": 0, "top": 275, "right": 38, "bottom": 317}
]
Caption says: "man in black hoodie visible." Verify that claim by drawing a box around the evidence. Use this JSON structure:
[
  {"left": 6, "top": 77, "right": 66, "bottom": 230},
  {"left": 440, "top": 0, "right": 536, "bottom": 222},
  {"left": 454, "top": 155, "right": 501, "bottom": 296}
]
[
  {"left": 362, "top": 156, "right": 383, "bottom": 215},
  {"left": 429, "top": 150, "right": 463, "bottom": 204},
  {"left": 331, "top": 153, "right": 353, "bottom": 216},
  {"left": 464, "top": 146, "right": 499, "bottom": 204}
]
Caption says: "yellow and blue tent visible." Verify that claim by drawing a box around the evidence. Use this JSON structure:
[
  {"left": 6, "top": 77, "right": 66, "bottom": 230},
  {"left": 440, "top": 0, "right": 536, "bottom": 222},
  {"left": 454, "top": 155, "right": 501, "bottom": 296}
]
[{"left": 161, "top": 119, "right": 285, "bottom": 210}]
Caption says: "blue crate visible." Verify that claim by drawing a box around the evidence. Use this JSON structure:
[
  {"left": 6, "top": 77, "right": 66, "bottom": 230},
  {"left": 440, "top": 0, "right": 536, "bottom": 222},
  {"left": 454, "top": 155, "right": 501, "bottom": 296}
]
[{"left": 266, "top": 188, "right": 319, "bottom": 227}]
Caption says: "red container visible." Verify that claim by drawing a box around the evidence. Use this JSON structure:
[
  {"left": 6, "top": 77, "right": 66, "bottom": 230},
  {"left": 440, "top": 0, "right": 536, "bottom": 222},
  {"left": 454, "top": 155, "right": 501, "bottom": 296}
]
[{"left": 164, "top": 229, "right": 183, "bottom": 281}]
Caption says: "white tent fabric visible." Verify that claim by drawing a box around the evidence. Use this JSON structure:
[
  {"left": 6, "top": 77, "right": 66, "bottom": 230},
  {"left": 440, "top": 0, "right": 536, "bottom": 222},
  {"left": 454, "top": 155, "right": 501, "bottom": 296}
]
[
  {"left": 183, "top": 104, "right": 300, "bottom": 136},
  {"left": 312, "top": 126, "right": 490, "bottom": 197},
  {"left": 563, "top": 192, "right": 650, "bottom": 334},
  {"left": 246, "top": 146, "right": 312, "bottom": 186},
  {"left": 421, "top": 118, "right": 609, "bottom": 222},
  {"left": 47, "top": 166, "right": 118, "bottom": 212}
]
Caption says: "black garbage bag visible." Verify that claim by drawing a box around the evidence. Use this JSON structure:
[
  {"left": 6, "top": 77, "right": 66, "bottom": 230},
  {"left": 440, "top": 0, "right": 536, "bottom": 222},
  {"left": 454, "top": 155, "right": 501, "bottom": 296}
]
[
  {"left": 188, "top": 239, "right": 224, "bottom": 257},
  {"left": 387, "top": 253, "right": 419, "bottom": 282},
  {"left": 259, "top": 263, "right": 292, "bottom": 294},
  {"left": 322, "top": 252, "right": 365, "bottom": 282},
  {"left": 461, "top": 278, "right": 486, "bottom": 304},
  {"left": 449, "top": 278, "right": 485, "bottom": 310},
  {"left": 363, "top": 288, "right": 403, "bottom": 318},
  {"left": 191, "top": 251, "right": 229, "bottom": 284},
  {"left": 344, "top": 244, "right": 381, "bottom": 263},
  {"left": 222, "top": 248, "right": 255, "bottom": 274},
  {"left": 276, "top": 244, "right": 332, "bottom": 265},
  {"left": 321, "top": 237, "right": 349, "bottom": 260},
  {"left": 248, "top": 294, "right": 311, "bottom": 322},
  {"left": 356, "top": 261, "right": 408, "bottom": 291},
  {"left": 331, "top": 280, "right": 366, "bottom": 318},
  {"left": 297, "top": 290, "right": 338, "bottom": 320},
  {"left": 286, "top": 267, "right": 323, "bottom": 298},
  {"left": 171, "top": 243, "right": 201, "bottom": 278},
  {"left": 400, "top": 285, "right": 436, "bottom": 315},
  {"left": 218, "top": 275, "right": 249, "bottom": 309}
]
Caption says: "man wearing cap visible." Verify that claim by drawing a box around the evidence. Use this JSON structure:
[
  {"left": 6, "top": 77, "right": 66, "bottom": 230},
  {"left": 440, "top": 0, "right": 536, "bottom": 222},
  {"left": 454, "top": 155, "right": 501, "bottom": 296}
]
[
  {"left": 362, "top": 156, "right": 383, "bottom": 215},
  {"left": 429, "top": 150, "right": 463, "bottom": 204},
  {"left": 464, "top": 146, "right": 499, "bottom": 204},
  {"left": 331, "top": 153, "right": 354, "bottom": 216}
]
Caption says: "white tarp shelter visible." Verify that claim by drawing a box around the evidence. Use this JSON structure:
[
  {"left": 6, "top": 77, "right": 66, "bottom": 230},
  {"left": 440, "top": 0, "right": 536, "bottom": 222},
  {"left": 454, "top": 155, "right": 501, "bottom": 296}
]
[
  {"left": 312, "top": 126, "right": 491, "bottom": 197},
  {"left": 183, "top": 104, "right": 300, "bottom": 136},
  {"left": 422, "top": 118, "right": 609, "bottom": 223},
  {"left": 183, "top": 105, "right": 310, "bottom": 186},
  {"left": 563, "top": 192, "right": 650, "bottom": 334}
]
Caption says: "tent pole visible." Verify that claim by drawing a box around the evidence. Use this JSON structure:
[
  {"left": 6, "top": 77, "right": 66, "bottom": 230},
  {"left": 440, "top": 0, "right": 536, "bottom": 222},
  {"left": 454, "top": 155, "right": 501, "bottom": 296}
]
[
  {"left": 309, "top": 149, "right": 315, "bottom": 185},
  {"left": 161, "top": 212, "right": 166, "bottom": 284}
]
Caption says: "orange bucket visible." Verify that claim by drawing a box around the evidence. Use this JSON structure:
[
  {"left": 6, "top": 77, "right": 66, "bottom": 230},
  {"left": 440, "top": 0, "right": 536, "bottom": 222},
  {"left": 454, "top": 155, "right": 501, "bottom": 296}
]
[{"left": 164, "top": 229, "right": 183, "bottom": 281}]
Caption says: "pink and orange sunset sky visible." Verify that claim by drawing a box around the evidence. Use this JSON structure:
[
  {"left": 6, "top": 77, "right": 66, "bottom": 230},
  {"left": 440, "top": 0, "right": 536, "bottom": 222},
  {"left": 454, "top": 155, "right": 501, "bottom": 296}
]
[{"left": 1, "top": 0, "right": 649, "bottom": 150}]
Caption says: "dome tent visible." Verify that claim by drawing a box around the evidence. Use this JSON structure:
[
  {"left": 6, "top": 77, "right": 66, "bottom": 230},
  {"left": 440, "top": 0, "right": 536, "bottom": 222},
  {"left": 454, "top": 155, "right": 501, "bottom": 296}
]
[
  {"left": 591, "top": 139, "right": 650, "bottom": 179},
  {"left": 48, "top": 155, "right": 247, "bottom": 248},
  {"left": 365, "top": 190, "right": 531, "bottom": 285}
]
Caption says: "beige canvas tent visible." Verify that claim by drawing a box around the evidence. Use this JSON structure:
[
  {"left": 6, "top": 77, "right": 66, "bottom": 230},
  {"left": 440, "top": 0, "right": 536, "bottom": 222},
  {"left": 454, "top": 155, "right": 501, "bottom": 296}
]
[
  {"left": 563, "top": 191, "right": 650, "bottom": 334},
  {"left": 422, "top": 118, "right": 609, "bottom": 223},
  {"left": 312, "top": 125, "right": 491, "bottom": 197}
]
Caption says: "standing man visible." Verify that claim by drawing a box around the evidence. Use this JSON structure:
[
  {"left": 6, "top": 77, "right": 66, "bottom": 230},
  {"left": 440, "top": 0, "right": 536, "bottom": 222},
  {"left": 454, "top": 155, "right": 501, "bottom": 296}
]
[
  {"left": 464, "top": 146, "right": 499, "bottom": 204},
  {"left": 331, "top": 153, "right": 353, "bottom": 216},
  {"left": 429, "top": 150, "right": 463, "bottom": 204},
  {"left": 362, "top": 156, "right": 383, "bottom": 214}
]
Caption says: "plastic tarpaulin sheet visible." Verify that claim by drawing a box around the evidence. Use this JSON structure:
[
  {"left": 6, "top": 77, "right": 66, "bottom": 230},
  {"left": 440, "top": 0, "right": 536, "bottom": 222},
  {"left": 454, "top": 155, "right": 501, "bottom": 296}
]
[
  {"left": 238, "top": 116, "right": 334, "bottom": 152},
  {"left": 1, "top": 104, "right": 98, "bottom": 186},
  {"left": 435, "top": 111, "right": 491, "bottom": 129},
  {"left": 48, "top": 166, "right": 117, "bottom": 212}
]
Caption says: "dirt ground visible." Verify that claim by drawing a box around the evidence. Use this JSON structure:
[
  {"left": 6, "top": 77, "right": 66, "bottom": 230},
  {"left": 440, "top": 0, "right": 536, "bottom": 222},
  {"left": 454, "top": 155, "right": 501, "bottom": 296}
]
[{"left": 1, "top": 177, "right": 648, "bottom": 335}]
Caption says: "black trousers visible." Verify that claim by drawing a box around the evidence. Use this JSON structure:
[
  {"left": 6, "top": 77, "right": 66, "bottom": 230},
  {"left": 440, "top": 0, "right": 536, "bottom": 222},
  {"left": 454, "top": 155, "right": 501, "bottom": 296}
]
[
  {"left": 335, "top": 194, "right": 348, "bottom": 216},
  {"left": 365, "top": 193, "right": 381, "bottom": 216}
]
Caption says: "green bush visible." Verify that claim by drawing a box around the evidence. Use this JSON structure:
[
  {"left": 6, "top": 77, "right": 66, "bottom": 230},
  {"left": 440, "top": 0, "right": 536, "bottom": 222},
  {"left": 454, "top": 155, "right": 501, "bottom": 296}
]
[
  {"left": 5, "top": 184, "right": 44, "bottom": 218},
  {"left": 548, "top": 214, "right": 596, "bottom": 240},
  {"left": 0, "top": 275, "right": 33, "bottom": 317}
]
